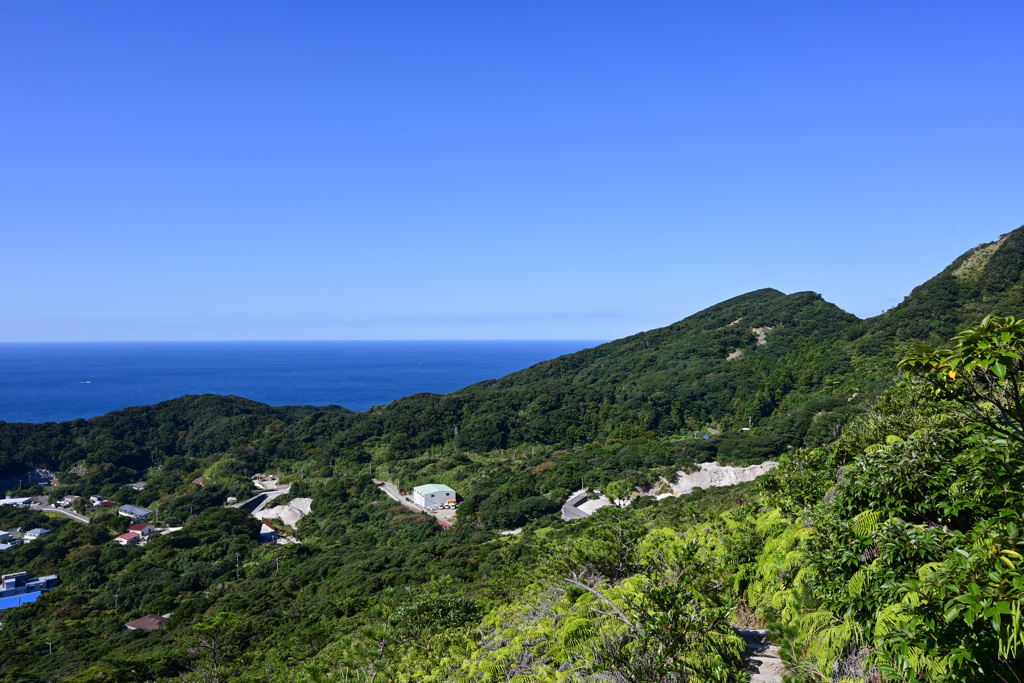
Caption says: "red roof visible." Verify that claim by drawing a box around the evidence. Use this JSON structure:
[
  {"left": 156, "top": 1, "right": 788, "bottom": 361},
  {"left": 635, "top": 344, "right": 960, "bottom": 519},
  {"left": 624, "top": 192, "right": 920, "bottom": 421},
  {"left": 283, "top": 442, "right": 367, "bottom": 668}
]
[
  {"left": 99, "top": 501, "right": 116, "bottom": 507},
  {"left": 116, "top": 532, "right": 141, "bottom": 541},
  {"left": 128, "top": 524, "right": 151, "bottom": 531}
]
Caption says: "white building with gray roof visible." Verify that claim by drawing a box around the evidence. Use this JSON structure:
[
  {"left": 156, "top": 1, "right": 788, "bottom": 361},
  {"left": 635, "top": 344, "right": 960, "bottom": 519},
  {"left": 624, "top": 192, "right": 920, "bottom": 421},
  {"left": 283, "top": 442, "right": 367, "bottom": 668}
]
[{"left": 412, "top": 484, "right": 456, "bottom": 509}]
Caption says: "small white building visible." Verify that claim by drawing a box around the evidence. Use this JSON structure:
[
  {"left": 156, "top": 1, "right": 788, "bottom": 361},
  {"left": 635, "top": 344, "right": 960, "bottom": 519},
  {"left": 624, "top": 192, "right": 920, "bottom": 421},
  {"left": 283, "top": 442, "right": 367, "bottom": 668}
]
[
  {"left": 114, "top": 531, "right": 141, "bottom": 546},
  {"left": 128, "top": 523, "right": 155, "bottom": 537},
  {"left": 412, "top": 484, "right": 457, "bottom": 509},
  {"left": 23, "top": 529, "right": 50, "bottom": 542}
]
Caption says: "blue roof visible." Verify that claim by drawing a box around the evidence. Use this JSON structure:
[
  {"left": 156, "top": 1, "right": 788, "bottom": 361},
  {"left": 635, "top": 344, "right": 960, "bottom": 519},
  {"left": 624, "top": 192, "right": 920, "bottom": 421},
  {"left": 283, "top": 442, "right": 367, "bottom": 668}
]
[
  {"left": 119, "top": 505, "right": 152, "bottom": 516},
  {"left": 0, "top": 591, "right": 41, "bottom": 611},
  {"left": 26, "top": 528, "right": 49, "bottom": 535}
]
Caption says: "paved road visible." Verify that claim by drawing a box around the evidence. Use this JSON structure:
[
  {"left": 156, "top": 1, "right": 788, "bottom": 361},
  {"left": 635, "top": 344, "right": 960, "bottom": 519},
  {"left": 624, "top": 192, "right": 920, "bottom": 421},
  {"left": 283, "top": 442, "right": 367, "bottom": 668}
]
[
  {"left": 29, "top": 502, "right": 90, "bottom": 524},
  {"left": 232, "top": 486, "right": 291, "bottom": 516},
  {"left": 561, "top": 491, "right": 591, "bottom": 521},
  {"left": 47, "top": 506, "right": 89, "bottom": 524},
  {"left": 374, "top": 480, "right": 424, "bottom": 512}
]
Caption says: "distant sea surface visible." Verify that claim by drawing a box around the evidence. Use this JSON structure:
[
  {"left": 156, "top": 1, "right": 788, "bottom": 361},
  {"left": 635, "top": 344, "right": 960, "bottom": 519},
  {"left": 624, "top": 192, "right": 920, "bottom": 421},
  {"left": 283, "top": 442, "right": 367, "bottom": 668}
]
[{"left": 0, "top": 341, "right": 602, "bottom": 424}]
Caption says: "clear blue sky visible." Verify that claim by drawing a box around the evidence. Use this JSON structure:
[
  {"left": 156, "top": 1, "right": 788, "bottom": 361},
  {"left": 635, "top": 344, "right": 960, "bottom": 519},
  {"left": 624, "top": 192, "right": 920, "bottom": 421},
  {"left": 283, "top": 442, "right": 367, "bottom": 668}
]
[{"left": 2, "top": 2, "right": 1021, "bottom": 341}]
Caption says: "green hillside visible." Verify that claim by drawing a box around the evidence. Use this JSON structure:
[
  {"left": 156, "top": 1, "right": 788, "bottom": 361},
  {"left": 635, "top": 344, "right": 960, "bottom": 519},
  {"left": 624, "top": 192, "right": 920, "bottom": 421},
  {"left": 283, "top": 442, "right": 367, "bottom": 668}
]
[
  {"left": 1, "top": 315, "right": 1021, "bottom": 682},
  {"left": 0, "top": 224, "right": 1022, "bottom": 682},
  {"left": 4, "top": 226, "right": 1024, "bottom": 483},
  {"left": 858, "top": 227, "right": 1024, "bottom": 351},
  {"left": 365, "top": 227, "right": 1024, "bottom": 459}
]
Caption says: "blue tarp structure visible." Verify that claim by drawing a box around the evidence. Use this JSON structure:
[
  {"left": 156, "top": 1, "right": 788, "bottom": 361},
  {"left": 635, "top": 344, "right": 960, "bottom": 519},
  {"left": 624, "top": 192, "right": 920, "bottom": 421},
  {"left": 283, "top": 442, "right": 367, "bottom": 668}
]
[{"left": 0, "top": 591, "right": 42, "bottom": 611}]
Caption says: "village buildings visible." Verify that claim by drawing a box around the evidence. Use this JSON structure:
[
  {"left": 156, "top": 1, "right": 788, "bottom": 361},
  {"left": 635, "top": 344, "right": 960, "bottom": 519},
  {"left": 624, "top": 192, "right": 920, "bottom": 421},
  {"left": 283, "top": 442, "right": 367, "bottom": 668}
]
[{"left": 0, "top": 572, "right": 59, "bottom": 611}]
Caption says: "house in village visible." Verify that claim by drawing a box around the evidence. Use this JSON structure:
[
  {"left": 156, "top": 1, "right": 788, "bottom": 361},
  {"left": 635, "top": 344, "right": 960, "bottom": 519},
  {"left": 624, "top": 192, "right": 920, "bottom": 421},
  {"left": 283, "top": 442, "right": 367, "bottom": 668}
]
[
  {"left": 114, "top": 531, "right": 141, "bottom": 546},
  {"left": 0, "top": 572, "right": 59, "bottom": 611},
  {"left": 1, "top": 572, "right": 58, "bottom": 597},
  {"left": 128, "top": 523, "right": 155, "bottom": 537},
  {"left": 23, "top": 528, "right": 50, "bottom": 542},
  {"left": 118, "top": 504, "right": 152, "bottom": 521},
  {"left": 125, "top": 614, "right": 169, "bottom": 631},
  {"left": 0, "top": 530, "right": 19, "bottom": 551}
]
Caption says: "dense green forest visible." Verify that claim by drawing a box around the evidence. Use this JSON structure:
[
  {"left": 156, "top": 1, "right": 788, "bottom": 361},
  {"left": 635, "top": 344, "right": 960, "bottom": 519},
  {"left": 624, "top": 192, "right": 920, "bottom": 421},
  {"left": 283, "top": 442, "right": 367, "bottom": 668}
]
[{"left": 0, "top": 227, "right": 1022, "bottom": 682}]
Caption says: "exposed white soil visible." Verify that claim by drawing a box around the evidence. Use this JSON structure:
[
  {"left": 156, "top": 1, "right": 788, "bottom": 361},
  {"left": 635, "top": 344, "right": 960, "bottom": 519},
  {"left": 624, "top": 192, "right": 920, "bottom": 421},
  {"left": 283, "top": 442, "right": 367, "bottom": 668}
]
[
  {"left": 259, "top": 497, "right": 312, "bottom": 527},
  {"left": 577, "top": 494, "right": 615, "bottom": 514},
  {"left": 726, "top": 348, "right": 743, "bottom": 361},
  {"left": 561, "top": 462, "right": 776, "bottom": 520},
  {"left": 953, "top": 236, "right": 1005, "bottom": 280},
  {"left": 657, "top": 461, "right": 777, "bottom": 498},
  {"left": 752, "top": 326, "right": 773, "bottom": 346}
]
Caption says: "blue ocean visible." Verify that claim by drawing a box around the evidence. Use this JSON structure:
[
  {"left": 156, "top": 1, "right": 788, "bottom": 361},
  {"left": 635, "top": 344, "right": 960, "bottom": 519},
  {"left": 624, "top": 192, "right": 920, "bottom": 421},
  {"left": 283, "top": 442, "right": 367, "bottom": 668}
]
[{"left": 0, "top": 341, "right": 601, "bottom": 424}]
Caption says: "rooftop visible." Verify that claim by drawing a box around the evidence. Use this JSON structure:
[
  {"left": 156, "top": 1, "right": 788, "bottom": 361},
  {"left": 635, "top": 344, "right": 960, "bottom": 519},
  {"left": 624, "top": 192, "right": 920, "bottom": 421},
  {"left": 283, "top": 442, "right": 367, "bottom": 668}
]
[
  {"left": 125, "top": 614, "right": 168, "bottom": 630},
  {"left": 0, "top": 592, "right": 42, "bottom": 611},
  {"left": 413, "top": 484, "right": 455, "bottom": 495}
]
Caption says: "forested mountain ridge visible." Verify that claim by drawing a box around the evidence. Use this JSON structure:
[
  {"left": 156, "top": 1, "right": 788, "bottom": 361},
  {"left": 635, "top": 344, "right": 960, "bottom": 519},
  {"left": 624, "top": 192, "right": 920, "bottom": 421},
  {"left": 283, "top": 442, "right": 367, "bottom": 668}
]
[
  {"left": 3, "top": 226, "right": 1024, "bottom": 482},
  {"left": 365, "top": 226, "right": 1024, "bottom": 457},
  {"left": 361, "top": 287, "right": 864, "bottom": 456},
  {"left": 857, "top": 227, "right": 1024, "bottom": 352},
  {"left": 0, "top": 226, "right": 1023, "bottom": 682}
]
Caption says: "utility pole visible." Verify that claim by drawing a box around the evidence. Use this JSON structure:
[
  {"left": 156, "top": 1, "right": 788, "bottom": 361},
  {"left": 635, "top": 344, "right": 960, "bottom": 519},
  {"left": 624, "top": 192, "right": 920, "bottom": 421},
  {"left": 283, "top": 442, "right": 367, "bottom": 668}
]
[
  {"left": 275, "top": 557, "right": 282, "bottom": 573},
  {"left": 114, "top": 593, "right": 120, "bottom": 610},
  {"left": 236, "top": 553, "right": 241, "bottom": 580},
  {"left": 46, "top": 642, "right": 52, "bottom": 655}
]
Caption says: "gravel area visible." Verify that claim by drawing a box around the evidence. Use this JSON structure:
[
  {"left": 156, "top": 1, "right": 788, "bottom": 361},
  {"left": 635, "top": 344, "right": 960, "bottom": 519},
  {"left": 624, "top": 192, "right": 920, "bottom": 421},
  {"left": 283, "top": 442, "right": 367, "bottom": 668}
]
[
  {"left": 260, "top": 497, "right": 313, "bottom": 527},
  {"left": 561, "top": 461, "right": 777, "bottom": 520}
]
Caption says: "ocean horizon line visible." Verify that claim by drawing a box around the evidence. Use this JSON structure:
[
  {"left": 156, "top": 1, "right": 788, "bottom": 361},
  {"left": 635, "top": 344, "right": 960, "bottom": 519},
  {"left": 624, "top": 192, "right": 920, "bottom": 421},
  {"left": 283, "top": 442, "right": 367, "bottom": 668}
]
[{"left": 1, "top": 339, "right": 602, "bottom": 424}]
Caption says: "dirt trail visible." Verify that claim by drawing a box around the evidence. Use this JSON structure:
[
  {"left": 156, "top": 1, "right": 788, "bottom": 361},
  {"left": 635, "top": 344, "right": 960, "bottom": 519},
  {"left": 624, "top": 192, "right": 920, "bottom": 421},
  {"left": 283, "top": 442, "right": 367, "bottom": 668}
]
[{"left": 734, "top": 628, "right": 784, "bottom": 683}]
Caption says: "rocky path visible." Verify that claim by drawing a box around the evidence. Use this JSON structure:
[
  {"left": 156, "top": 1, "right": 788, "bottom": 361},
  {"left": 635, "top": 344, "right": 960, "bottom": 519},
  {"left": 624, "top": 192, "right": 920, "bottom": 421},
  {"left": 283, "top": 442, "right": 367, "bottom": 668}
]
[{"left": 733, "top": 627, "right": 784, "bottom": 683}]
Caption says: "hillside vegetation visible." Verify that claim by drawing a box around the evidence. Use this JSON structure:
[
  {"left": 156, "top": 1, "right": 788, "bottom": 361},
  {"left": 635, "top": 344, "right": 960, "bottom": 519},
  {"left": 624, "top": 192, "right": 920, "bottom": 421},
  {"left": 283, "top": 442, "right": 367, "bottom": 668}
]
[
  {"left": 6, "top": 230, "right": 1024, "bottom": 484},
  {"left": 0, "top": 226, "right": 1022, "bottom": 682}
]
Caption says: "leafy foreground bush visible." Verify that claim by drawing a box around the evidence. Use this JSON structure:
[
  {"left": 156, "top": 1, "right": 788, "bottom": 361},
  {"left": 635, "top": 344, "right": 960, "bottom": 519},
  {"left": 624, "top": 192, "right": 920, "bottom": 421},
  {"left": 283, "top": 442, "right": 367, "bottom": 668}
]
[
  {"left": 746, "top": 316, "right": 1024, "bottom": 682},
  {"left": 297, "top": 512, "right": 746, "bottom": 682}
]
